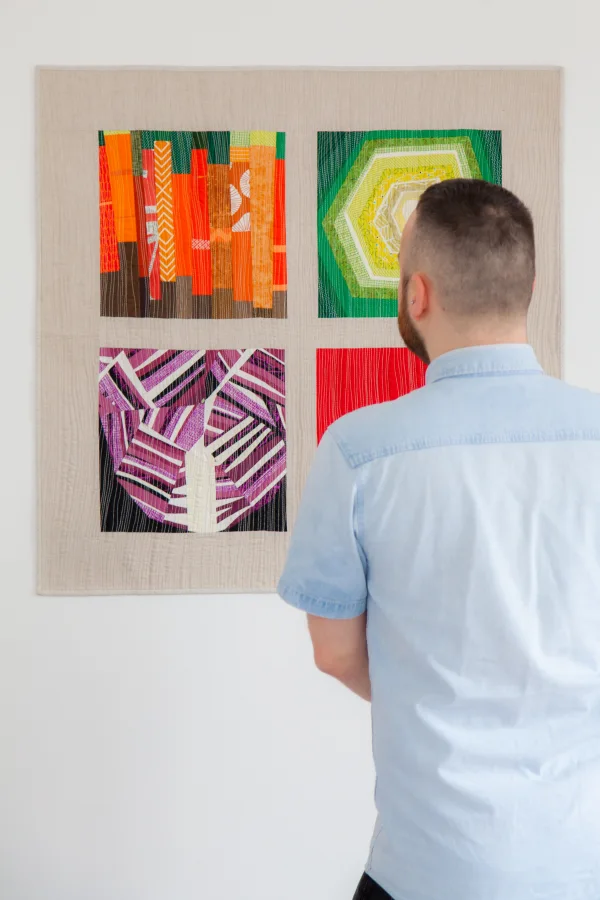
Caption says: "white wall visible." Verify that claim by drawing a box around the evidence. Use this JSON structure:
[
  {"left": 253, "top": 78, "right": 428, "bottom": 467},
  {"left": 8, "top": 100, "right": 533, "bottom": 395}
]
[{"left": 1, "top": 1, "right": 598, "bottom": 898}]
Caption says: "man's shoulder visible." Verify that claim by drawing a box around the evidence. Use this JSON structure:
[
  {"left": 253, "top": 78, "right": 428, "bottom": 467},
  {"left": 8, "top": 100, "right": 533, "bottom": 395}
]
[
  {"left": 326, "top": 374, "right": 600, "bottom": 470},
  {"left": 327, "top": 385, "right": 435, "bottom": 468},
  {"left": 538, "top": 375, "right": 600, "bottom": 421}
]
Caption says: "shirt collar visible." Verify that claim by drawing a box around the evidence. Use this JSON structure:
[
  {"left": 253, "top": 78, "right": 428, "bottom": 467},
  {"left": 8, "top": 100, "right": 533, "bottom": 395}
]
[{"left": 425, "top": 344, "right": 544, "bottom": 385}]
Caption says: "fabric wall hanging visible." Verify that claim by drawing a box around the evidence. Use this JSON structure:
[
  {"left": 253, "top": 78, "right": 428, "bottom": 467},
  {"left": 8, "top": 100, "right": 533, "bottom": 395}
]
[{"left": 37, "top": 68, "right": 561, "bottom": 594}]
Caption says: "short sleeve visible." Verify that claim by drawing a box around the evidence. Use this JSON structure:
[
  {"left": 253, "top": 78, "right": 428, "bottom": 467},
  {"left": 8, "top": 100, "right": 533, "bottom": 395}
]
[{"left": 277, "top": 429, "right": 367, "bottom": 619}]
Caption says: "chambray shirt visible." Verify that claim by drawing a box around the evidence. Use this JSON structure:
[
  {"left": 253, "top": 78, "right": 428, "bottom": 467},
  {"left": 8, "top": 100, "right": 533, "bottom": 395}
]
[{"left": 278, "top": 345, "right": 600, "bottom": 900}]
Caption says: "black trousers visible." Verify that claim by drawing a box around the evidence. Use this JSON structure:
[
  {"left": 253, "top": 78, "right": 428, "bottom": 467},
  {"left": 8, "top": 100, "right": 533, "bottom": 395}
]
[{"left": 353, "top": 873, "right": 393, "bottom": 899}]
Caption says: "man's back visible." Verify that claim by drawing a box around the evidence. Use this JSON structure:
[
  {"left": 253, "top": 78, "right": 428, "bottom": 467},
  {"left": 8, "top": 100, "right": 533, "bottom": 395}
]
[{"left": 279, "top": 345, "right": 600, "bottom": 900}]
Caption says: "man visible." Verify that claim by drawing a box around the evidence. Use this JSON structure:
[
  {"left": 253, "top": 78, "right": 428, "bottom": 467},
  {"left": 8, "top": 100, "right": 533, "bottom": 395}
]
[{"left": 278, "top": 179, "right": 600, "bottom": 900}]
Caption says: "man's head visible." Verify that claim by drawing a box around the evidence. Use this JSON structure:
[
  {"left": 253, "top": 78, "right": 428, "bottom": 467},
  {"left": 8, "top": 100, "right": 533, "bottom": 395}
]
[{"left": 398, "top": 179, "right": 535, "bottom": 364}]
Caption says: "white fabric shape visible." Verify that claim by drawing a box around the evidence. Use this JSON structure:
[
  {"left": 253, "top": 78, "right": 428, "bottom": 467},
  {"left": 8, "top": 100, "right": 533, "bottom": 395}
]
[
  {"left": 240, "top": 168, "right": 250, "bottom": 198},
  {"left": 232, "top": 212, "right": 250, "bottom": 233},
  {"left": 185, "top": 443, "right": 219, "bottom": 534},
  {"left": 230, "top": 184, "right": 242, "bottom": 214}
]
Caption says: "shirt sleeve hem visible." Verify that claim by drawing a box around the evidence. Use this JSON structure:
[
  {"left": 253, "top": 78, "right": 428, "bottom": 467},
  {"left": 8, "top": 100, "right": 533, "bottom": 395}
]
[{"left": 277, "top": 581, "right": 366, "bottom": 620}]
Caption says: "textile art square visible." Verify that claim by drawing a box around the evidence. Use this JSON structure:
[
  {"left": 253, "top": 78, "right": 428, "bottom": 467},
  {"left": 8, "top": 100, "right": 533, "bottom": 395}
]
[
  {"left": 99, "top": 131, "right": 287, "bottom": 319},
  {"left": 316, "top": 348, "right": 426, "bottom": 442},
  {"left": 318, "top": 130, "right": 502, "bottom": 318},
  {"left": 99, "top": 348, "right": 287, "bottom": 533}
]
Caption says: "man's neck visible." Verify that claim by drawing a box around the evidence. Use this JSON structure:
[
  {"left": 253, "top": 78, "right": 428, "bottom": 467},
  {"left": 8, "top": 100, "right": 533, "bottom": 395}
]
[{"left": 426, "top": 325, "right": 529, "bottom": 363}]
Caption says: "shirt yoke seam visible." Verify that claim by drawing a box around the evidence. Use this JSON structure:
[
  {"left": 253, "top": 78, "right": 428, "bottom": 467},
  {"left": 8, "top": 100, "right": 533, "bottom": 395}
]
[
  {"left": 428, "top": 367, "right": 544, "bottom": 383},
  {"left": 334, "top": 431, "right": 600, "bottom": 470}
]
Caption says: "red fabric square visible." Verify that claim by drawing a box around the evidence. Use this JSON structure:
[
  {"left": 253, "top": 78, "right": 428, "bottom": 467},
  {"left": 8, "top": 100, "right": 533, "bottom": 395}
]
[{"left": 316, "top": 348, "right": 427, "bottom": 443}]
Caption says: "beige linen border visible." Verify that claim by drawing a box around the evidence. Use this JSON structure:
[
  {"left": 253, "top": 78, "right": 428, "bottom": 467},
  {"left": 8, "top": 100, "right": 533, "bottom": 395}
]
[{"left": 37, "top": 68, "right": 561, "bottom": 595}]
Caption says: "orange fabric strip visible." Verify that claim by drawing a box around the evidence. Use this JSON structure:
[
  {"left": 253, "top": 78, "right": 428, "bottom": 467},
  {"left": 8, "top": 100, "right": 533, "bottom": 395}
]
[
  {"left": 207, "top": 164, "right": 232, "bottom": 291},
  {"left": 134, "top": 174, "right": 148, "bottom": 278},
  {"left": 141, "top": 148, "right": 161, "bottom": 301},
  {"left": 99, "top": 146, "right": 119, "bottom": 273},
  {"left": 230, "top": 159, "right": 252, "bottom": 302},
  {"left": 104, "top": 133, "right": 137, "bottom": 244},
  {"left": 272, "top": 158, "right": 287, "bottom": 293},
  {"left": 249, "top": 144, "right": 276, "bottom": 309},
  {"left": 273, "top": 254, "right": 287, "bottom": 292},
  {"left": 173, "top": 174, "right": 193, "bottom": 277},
  {"left": 190, "top": 149, "right": 212, "bottom": 296}
]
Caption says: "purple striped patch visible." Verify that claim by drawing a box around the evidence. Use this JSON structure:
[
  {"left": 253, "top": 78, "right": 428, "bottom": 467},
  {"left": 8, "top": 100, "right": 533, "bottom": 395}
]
[{"left": 100, "top": 348, "right": 286, "bottom": 533}]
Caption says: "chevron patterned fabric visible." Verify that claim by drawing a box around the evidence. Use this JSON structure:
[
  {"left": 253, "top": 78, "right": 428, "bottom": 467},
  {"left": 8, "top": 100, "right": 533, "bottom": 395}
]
[{"left": 154, "top": 140, "right": 177, "bottom": 284}]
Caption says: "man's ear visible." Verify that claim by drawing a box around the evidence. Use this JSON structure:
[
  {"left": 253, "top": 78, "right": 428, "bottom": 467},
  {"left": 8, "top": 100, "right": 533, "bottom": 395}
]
[{"left": 410, "top": 273, "right": 430, "bottom": 320}]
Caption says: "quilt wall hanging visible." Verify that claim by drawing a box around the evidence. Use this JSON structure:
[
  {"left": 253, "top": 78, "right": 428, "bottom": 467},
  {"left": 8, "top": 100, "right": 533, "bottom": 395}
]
[{"left": 37, "top": 68, "right": 561, "bottom": 594}]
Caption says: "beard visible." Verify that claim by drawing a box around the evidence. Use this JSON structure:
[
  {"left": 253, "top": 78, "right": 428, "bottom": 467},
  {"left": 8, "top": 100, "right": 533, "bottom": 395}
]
[{"left": 398, "top": 274, "right": 430, "bottom": 365}]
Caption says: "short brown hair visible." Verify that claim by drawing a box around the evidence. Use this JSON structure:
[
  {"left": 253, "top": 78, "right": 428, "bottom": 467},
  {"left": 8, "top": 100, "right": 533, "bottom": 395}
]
[{"left": 407, "top": 179, "right": 535, "bottom": 317}]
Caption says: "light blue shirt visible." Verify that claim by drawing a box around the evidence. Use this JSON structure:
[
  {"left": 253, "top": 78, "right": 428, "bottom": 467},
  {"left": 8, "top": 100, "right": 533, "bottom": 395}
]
[{"left": 278, "top": 344, "right": 600, "bottom": 900}]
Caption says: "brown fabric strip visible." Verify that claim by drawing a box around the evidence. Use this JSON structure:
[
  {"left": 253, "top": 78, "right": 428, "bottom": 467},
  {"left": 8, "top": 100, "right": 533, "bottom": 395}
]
[
  {"left": 139, "top": 277, "right": 149, "bottom": 318},
  {"left": 192, "top": 295, "right": 212, "bottom": 319},
  {"left": 212, "top": 287, "right": 234, "bottom": 320},
  {"left": 119, "top": 242, "right": 141, "bottom": 318},
  {"left": 148, "top": 281, "right": 177, "bottom": 318},
  {"left": 100, "top": 271, "right": 127, "bottom": 317},
  {"left": 232, "top": 300, "right": 253, "bottom": 319},
  {"left": 272, "top": 291, "right": 287, "bottom": 319},
  {"left": 175, "top": 276, "right": 193, "bottom": 319}
]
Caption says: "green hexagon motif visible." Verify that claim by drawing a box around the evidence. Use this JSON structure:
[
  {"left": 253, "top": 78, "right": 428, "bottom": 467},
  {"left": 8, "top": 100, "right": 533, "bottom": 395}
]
[{"left": 318, "top": 130, "right": 502, "bottom": 318}]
